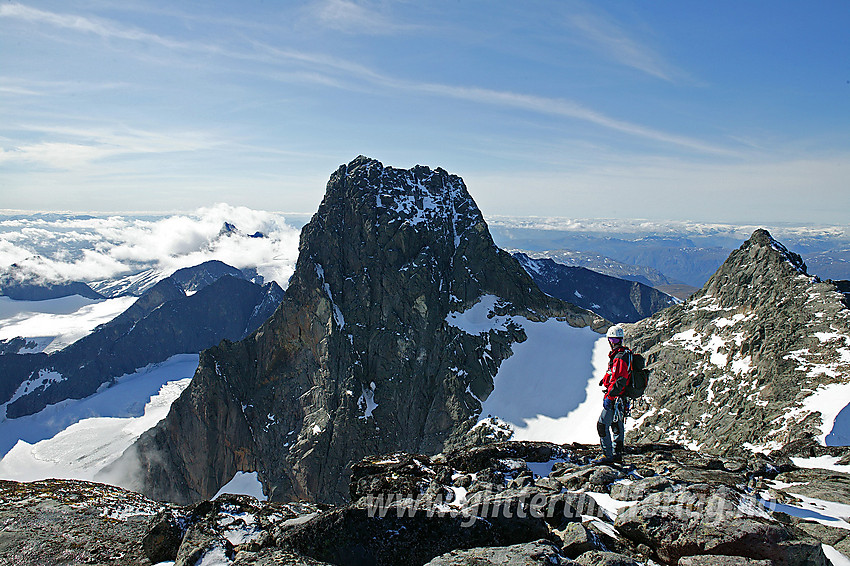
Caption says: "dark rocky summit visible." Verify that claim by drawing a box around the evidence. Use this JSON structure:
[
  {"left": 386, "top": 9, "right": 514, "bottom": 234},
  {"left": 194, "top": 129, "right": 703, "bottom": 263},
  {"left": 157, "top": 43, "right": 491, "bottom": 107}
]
[
  {"left": 514, "top": 252, "right": 678, "bottom": 323},
  {"left": 0, "top": 262, "right": 284, "bottom": 418},
  {"left": 625, "top": 229, "right": 850, "bottom": 454},
  {"left": 3, "top": 441, "right": 846, "bottom": 565},
  {"left": 122, "top": 156, "right": 606, "bottom": 506}
]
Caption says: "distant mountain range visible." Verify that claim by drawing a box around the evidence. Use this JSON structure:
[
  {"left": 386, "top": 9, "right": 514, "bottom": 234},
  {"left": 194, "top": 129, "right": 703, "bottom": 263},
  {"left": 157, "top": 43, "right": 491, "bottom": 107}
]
[
  {"left": 490, "top": 224, "right": 850, "bottom": 287},
  {"left": 513, "top": 252, "right": 677, "bottom": 323},
  {"left": 0, "top": 275, "right": 104, "bottom": 301},
  {"left": 0, "top": 260, "right": 283, "bottom": 419}
]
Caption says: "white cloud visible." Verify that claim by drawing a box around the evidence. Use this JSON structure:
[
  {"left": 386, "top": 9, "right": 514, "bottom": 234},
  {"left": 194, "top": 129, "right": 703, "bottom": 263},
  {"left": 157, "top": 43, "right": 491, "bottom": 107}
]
[
  {"left": 0, "top": 125, "right": 221, "bottom": 170},
  {"left": 0, "top": 205, "right": 302, "bottom": 287},
  {"left": 0, "top": 3, "right": 217, "bottom": 53}
]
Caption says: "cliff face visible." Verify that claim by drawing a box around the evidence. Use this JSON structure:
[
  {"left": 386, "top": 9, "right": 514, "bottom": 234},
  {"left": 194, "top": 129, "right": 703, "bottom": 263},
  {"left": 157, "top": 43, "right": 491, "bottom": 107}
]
[
  {"left": 125, "top": 156, "right": 605, "bottom": 505},
  {"left": 626, "top": 229, "right": 850, "bottom": 453}
]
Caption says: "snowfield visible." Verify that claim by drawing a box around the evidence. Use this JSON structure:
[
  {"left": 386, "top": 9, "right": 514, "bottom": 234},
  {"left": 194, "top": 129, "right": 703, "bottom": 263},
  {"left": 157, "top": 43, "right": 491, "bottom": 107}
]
[
  {"left": 0, "top": 295, "right": 136, "bottom": 353},
  {"left": 0, "top": 354, "right": 197, "bottom": 483},
  {"left": 447, "top": 294, "right": 606, "bottom": 443}
]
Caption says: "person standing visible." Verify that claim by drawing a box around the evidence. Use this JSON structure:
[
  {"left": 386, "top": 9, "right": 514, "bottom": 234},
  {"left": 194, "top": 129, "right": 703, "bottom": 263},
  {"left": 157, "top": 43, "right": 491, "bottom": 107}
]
[{"left": 596, "top": 325, "right": 632, "bottom": 463}]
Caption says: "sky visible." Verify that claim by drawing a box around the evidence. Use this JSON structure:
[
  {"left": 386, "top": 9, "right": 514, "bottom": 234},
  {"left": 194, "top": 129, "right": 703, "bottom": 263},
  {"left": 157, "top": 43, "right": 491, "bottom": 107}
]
[{"left": 1, "top": 1, "right": 848, "bottom": 224}]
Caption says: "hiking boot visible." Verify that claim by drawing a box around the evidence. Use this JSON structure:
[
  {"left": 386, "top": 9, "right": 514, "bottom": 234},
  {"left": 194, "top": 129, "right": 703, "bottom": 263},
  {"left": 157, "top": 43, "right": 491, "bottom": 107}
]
[{"left": 592, "top": 454, "right": 621, "bottom": 465}]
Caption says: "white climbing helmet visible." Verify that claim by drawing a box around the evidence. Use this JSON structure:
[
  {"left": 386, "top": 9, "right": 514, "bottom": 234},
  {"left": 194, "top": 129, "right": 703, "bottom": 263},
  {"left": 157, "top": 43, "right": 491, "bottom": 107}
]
[{"left": 606, "top": 326, "right": 625, "bottom": 339}]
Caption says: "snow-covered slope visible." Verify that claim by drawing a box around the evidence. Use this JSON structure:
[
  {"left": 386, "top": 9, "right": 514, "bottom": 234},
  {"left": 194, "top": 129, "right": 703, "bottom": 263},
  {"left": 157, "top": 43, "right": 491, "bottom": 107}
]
[
  {"left": 0, "top": 295, "right": 136, "bottom": 353},
  {"left": 447, "top": 294, "right": 606, "bottom": 444},
  {"left": 0, "top": 354, "right": 197, "bottom": 483}
]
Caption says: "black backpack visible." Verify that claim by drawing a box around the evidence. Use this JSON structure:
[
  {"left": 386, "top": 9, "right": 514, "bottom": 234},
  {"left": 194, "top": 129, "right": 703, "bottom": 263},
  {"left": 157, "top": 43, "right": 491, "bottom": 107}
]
[{"left": 615, "top": 349, "right": 650, "bottom": 399}]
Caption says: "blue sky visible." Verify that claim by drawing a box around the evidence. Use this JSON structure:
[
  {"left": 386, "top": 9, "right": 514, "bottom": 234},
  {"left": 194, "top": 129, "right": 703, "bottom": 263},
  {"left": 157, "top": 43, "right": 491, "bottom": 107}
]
[{"left": 1, "top": 1, "right": 848, "bottom": 223}]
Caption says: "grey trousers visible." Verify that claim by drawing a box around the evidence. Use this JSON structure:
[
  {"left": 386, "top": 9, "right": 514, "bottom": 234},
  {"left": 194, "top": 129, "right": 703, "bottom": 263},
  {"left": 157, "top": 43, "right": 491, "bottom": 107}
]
[{"left": 597, "top": 397, "right": 626, "bottom": 458}]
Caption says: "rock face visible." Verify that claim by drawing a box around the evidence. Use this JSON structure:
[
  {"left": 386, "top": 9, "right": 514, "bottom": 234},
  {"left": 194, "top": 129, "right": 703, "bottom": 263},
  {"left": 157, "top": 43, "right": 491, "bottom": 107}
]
[
  {"left": 6, "top": 441, "right": 844, "bottom": 566},
  {"left": 626, "top": 229, "right": 850, "bottom": 453},
  {"left": 125, "top": 156, "right": 605, "bottom": 506},
  {"left": 514, "top": 252, "right": 678, "bottom": 323},
  {"left": 0, "top": 262, "right": 284, "bottom": 418}
]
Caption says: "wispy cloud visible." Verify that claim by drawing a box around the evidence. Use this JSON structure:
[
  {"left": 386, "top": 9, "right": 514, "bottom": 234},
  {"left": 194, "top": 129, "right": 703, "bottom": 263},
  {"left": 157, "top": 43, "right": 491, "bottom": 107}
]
[
  {"left": 0, "top": 77, "right": 130, "bottom": 97},
  {"left": 1, "top": 3, "right": 727, "bottom": 157},
  {"left": 304, "top": 0, "right": 423, "bottom": 35},
  {"left": 406, "top": 83, "right": 732, "bottom": 155},
  {"left": 249, "top": 42, "right": 733, "bottom": 155},
  {"left": 566, "top": 10, "right": 685, "bottom": 83},
  {"left": 0, "top": 125, "right": 221, "bottom": 169},
  {"left": 0, "top": 3, "right": 222, "bottom": 54}
]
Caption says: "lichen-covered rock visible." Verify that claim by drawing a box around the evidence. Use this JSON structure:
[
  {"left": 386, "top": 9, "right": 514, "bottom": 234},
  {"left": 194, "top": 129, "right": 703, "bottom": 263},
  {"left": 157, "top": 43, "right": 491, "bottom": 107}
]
[
  {"left": 573, "top": 550, "right": 642, "bottom": 566},
  {"left": 614, "top": 485, "right": 829, "bottom": 566},
  {"left": 0, "top": 478, "right": 165, "bottom": 566},
  {"left": 677, "top": 556, "right": 772, "bottom": 566},
  {"left": 2, "top": 442, "right": 848, "bottom": 566},
  {"left": 555, "top": 522, "right": 599, "bottom": 558},
  {"left": 609, "top": 476, "right": 673, "bottom": 501},
  {"left": 143, "top": 509, "right": 184, "bottom": 563},
  {"left": 278, "top": 505, "right": 551, "bottom": 566},
  {"left": 772, "top": 467, "right": 850, "bottom": 502}
]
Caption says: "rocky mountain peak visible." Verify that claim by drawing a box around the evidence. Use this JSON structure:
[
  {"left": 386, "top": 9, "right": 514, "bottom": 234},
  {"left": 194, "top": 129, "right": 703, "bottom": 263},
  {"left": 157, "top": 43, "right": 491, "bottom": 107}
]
[
  {"left": 690, "top": 228, "right": 816, "bottom": 312},
  {"left": 745, "top": 228, "right": 808, "bottom": 275},
  {"left": 122, "top": 157, "right": 604, "bottom": 505},
  {"left": 627, "top": 229, "right": 850, "bottom": 453},
  {"left": 325, "top": 156, "right": 480, "bottom": 236}
]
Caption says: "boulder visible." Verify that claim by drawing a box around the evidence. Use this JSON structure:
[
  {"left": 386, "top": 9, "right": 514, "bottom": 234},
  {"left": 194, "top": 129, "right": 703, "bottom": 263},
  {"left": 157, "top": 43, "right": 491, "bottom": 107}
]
[
  {"left": 610, "top": 476, "right": 673, "bottom": 501},
  {"left": 279, "top": 505, "right": 551, "bottom": 566},
  {"left": 678, "top": 556, "right": 772, "bottom": 566},
  {"left": 574, "top": 550, "right": 642, "bottom": 566},
  {"left": 772, "top": 468, "right": 850, "bottom": 502},
  {"left": 614, "top": 485, "right": 829, "bottom": 566},
  {"left": 142, "top": 509, "right": 184, "bottom": 564},
  {"left": 424, "top": 540, "right": 569, "bottom": 565},
  {"left": 555, "top": 523, "right": 601, "bottom": 558}
]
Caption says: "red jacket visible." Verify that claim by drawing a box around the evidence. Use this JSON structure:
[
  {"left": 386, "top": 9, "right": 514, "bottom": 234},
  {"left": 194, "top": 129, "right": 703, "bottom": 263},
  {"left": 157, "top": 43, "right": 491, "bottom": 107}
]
[{"left": 603, "top": 346, "right": 631, "bottom": 400}]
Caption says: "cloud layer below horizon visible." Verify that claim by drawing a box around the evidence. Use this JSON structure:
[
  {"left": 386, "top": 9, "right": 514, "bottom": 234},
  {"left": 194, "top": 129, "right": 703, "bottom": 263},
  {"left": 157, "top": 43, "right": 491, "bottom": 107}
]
[{"left": 0, "top": 204, "right": 302, "bottom": 287}]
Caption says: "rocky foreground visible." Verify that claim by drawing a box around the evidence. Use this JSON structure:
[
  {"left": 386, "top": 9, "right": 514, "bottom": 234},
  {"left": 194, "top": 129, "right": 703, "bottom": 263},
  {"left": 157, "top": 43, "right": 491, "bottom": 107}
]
[{"left": 4, "top": 441, "right": 849, "bottom": 565}]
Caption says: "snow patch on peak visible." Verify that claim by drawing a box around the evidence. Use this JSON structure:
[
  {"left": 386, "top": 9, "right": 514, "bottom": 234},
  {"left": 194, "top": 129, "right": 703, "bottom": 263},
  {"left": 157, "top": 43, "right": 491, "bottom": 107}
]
[
  {"left": 348, "top": 158, "right": 479, "bottom": 250},
  {"left": 358, "top": 382, "right": 378, "bottom": 420},
  {"left": 445, "top": 294, "right": 513, "bottom": 335},
  {"left": 315, "top": 263, "right": 345, "bottom": 329}
]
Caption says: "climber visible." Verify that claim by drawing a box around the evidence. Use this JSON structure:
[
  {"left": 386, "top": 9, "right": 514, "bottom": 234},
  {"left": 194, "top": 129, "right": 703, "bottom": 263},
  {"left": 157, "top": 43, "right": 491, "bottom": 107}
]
[{"left": 596, "top": 325, "right": 631, "bottom": 464}]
